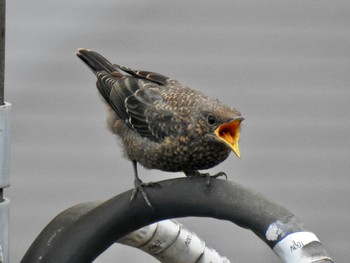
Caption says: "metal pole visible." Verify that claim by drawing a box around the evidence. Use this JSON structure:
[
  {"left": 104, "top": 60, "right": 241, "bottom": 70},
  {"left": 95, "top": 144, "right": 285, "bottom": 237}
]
[
  {"left": 0, "top": 1, "right": 10, "bottom": 262},
  {"left": 0, "top": 0, "right": 4, "bottom": 106}
]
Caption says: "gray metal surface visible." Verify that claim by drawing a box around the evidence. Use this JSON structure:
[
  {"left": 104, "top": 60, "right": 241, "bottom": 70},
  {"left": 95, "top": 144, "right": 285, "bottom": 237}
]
[
  {"left": 0, "top": 102, "right": 10, "bottom": 263},
  {"left": 0, "top": 103, "right": 10, "bottom": 189},
  {"left": 0, "top": 198, "right": 9, "bottom": 263},
  {"left": 6, "top": 1, "right": 350, "bottom": 262}
]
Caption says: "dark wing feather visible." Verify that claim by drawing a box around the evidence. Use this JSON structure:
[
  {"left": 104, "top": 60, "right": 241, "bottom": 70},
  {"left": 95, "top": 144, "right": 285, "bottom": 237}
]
[
  {"left": 126, "top": 88, "right": 174, "bottom": 140},
  {"left": 116, "top": 65, "right": 171, "bottom": 85},
  {"left": 100, "top": 74, "right": 174, "bottom": 141},
  {"left": 77, "top": 49, "right": 176, "bottom": 142}
]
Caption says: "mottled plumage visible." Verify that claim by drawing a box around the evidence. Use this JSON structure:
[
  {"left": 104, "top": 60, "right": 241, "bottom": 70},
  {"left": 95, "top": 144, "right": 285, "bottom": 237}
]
[{"left": 77, "top": 48, "right": 243, "bottom": 207}]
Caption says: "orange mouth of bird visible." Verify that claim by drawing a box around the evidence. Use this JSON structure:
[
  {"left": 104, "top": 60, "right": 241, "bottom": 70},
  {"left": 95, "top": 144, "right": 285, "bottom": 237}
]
[{"left": 215, "top": 117, "right": 244, "bottom": 158}]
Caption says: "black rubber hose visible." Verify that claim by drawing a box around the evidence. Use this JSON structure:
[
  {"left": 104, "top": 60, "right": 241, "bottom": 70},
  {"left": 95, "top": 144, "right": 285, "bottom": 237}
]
[{"left": 21, "top": 177, "right": 333, "bottom": 262}]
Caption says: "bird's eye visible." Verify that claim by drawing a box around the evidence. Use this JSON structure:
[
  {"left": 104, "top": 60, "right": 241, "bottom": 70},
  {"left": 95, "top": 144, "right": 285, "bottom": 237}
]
[{"left": 207, "top": 114, "right": 216, "bottom": 125}]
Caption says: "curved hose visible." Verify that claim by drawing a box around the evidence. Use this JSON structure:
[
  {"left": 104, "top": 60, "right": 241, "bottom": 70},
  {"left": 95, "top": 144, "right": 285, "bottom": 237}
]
[{"left": 21, "top": 177, "right": 333, "bottom": 263}]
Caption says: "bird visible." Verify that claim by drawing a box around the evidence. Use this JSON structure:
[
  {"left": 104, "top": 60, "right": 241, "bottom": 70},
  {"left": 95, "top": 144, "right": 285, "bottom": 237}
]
[{"left": 76, "top": 48, "right": 244, "bottom": 208}]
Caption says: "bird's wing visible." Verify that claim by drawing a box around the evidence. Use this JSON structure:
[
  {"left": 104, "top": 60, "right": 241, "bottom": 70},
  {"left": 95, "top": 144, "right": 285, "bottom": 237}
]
[
  {"left": 76, "top": 49, "right": 178, "bottom": 141},
  {"left": 96, "top": 72, "right": 174, "bottom": 141}
]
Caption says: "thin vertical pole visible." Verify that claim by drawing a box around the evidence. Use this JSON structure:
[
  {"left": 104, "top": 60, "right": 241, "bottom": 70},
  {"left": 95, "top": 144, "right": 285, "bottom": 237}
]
[
  {"left": 0, "top": 0, "right": 4, "bottom": 106},
  {"left": 0, "top": 1, "right": 9, "bottom": 262},
  {"left": 0, "top": 0, "right": 5, "bottom": 203}
]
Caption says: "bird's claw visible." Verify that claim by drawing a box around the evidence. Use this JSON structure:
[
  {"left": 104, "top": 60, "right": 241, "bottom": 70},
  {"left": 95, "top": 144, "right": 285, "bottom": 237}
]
[
  {"left": 205, "top": 172, "right": 227, "bottom": 186},
  {"left": 187, "top": 171, "right": 227, "bottom": 186},
  {"left": 210, "top": 171, "right": 227, "bottom": 180},
  {"left": 131, "top": 178, "right": 160, "bottom": 210}
]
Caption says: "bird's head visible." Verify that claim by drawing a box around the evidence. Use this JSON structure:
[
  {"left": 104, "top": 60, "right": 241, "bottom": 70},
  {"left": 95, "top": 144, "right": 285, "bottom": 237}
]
[{"left": 200, "top": 103, "right": 244, "bottom": 158}]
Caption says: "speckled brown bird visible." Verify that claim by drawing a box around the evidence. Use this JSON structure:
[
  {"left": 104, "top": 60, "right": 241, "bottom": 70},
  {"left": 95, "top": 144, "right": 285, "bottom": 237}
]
[{"left": 77, "top": 48, "right": 243, "bottom": 207}]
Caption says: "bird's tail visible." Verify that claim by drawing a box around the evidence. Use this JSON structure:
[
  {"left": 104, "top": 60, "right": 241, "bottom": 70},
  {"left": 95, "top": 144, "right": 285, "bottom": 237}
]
[
  {"left": 76, "top": 48, "right": 117, "bottom": 74},
  {"left": 77, "top": 48, "right": 174, "bottom": 86}
]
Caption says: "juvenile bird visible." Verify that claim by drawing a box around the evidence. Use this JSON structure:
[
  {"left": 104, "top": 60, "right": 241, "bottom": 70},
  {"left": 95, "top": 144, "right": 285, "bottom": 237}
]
[{"left": 76, "top": 49, "right": 243, "bottom": 208}]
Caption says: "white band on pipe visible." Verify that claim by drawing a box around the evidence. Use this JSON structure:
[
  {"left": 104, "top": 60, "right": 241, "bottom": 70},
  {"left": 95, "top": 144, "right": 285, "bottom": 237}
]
[
  {"left": 273, "top": 232, "right": 320, "bottom": 263},
  {"left": 118, "top": 219, "right": 230, "bottom": 263}
]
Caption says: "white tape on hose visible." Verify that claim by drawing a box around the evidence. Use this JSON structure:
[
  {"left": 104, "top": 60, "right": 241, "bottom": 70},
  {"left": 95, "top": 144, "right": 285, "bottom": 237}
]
[{"left": 273, "top": 232, "right": 320, "bottom": 263}]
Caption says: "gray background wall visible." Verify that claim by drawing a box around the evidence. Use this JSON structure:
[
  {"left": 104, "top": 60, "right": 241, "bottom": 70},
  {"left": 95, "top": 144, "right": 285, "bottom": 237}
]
[{"left": 5, "top": 1, "right": 349, "bottom": 262}]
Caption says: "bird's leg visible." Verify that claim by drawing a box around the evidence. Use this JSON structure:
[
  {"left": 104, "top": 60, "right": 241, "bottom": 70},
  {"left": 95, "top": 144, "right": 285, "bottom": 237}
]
[
  {"left": 185, "top": 170, "right": 227, "bottom": 186},
  {"left": 130, "top": 160, "right": 159, "bottom": 209}
]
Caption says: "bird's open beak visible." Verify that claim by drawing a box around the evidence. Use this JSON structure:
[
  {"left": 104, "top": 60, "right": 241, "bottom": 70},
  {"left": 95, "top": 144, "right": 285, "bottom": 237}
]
[{"left": 215, "top": 117, "right": 244, "bottom": 158}]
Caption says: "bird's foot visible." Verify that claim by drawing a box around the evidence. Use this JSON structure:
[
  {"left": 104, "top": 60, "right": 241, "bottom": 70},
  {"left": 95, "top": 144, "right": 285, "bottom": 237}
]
[
  {"left": 204, "top": 171, "right": 227, "bottom": 186},
  {"left": 186, "top": 171, "right": 227, "bottom": 186},
  {"left": 130, "top": 177, "right": 160, "bottom": 209}
]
